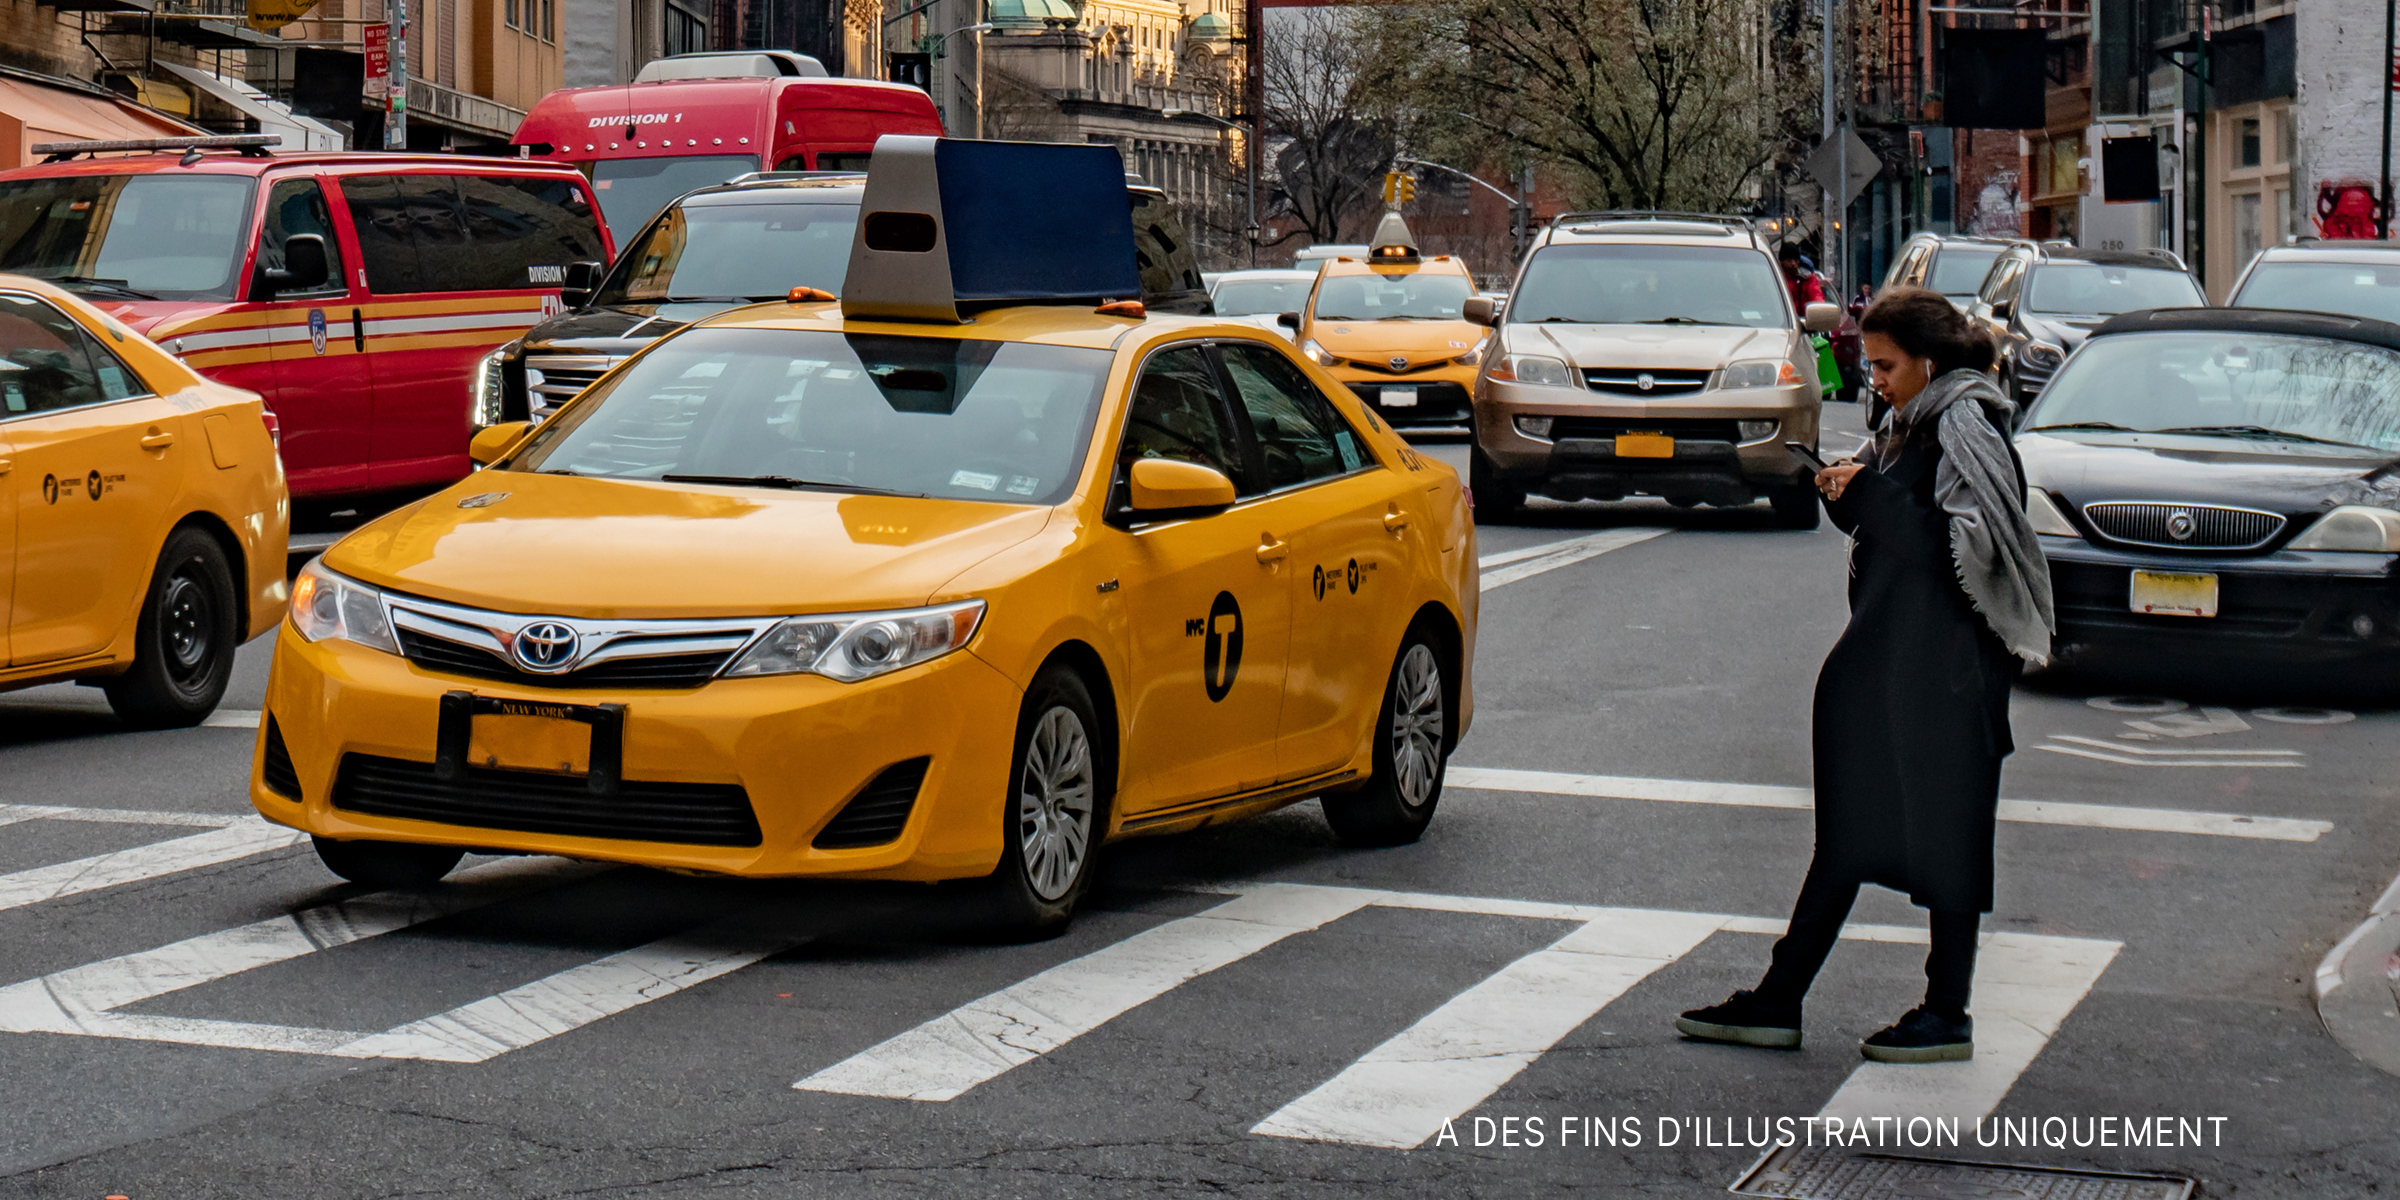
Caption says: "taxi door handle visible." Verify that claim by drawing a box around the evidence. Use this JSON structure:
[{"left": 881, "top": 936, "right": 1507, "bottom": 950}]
[
  {"left": 139, "top": 428, "right": 176, "bottom": 450},
  {"left": 1256, "top": 533, "right": 1289, "bottom": 564},
  {"left": 1383, "top": 507, "right": 1410, "bottom": 534},
  {"left": 0, "top": 458, "right": 11, "bottom": 476}
]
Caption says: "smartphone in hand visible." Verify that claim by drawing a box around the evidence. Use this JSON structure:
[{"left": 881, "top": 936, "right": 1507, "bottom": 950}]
[{"left": 1785, "top": 441, "right": 1829, "bottom": 473}]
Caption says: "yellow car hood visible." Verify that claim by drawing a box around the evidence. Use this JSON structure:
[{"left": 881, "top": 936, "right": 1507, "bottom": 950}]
[
  {"left": 324, "top": 474, "right": 1054, "bottom": 619},
  {"left": 1311, "top": 319, "right": 1485, "bottom": 367}
]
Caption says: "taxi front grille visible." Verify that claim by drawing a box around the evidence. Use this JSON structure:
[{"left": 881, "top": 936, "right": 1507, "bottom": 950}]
[
  {"left": 397, "top": 628, "right": 734, "bottom": 689},
  {"left": 333, "top": 754, "right": 762, "bottom": 846},
  {"left": 812, "top": 757, "right": 930, "bottom": 849}
]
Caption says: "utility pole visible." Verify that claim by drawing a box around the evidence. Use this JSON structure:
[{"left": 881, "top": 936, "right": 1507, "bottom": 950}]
[
  {"left": 1820, "top": 0, "right": 1839, "bottom": 294},
  {"left": 385, "top": 0, "right": 407, "bottom": 149},
  {"left": 2381, "top": 0, "right": 2395, "bottom": 238},
  {"left": 1245, "top": 0, "right": 1264, "bottom": 268}
]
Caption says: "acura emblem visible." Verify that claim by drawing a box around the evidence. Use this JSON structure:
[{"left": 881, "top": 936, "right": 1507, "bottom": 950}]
[
  {"left": 2166, "top": 511, "right": 2196, "bottom": 542},
  {"left": 1636, "top": 372, "right": 1655, "bottom": 391},
  {"left": 513, "top": 621, "right": 581, "bottom": 672},
  {"left": 1388, "top": 355, "right": 1408, "bottom": 371}
]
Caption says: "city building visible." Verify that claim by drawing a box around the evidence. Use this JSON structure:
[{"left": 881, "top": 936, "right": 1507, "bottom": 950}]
[
  {"left": 563, "top": 0, "right": 880, "bottom": 89},
  {"left": 0, "top": 1, "right": 239, "bottom": 165},
  {"left": 267, "top": 0, "right": 565, "bottom": 148}
]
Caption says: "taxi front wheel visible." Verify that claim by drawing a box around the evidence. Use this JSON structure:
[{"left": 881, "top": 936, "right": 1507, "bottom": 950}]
[
  {"left": 312, "top": 836, "right": 466, "bottom": 889},
  {"left": 105, "top": 527, "right": 238, "bottom": 730},
  {"left": 1322, "top": 629, "right": 1450, "bottom": 847},
  {"left": 977, "top": 665, "right": 1108, "bottom": 940}
]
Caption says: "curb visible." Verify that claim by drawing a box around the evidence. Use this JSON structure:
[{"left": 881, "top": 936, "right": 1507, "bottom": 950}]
[{"left": 2314, "top": 867, "right": 2400, "bottom": 1079}]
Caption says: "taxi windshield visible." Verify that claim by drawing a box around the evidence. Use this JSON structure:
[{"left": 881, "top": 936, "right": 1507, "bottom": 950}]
[
  {"left": 597, "top": 201, "right": 856, "bottom": 305},
  {"left": 1311, "top": 272, "right": 1473, "bottom": 321},
  {"left": 590, "top": 154, "right": 761, "bottom": 234},
  {"left": 1508, "top": 244, "right": 1789, "bottom": 328},
  {"left": 1213, "top": 277, "right": 1312, "bottom": 316},
  {"left": 2027, "top": 331, "right": 2400, "bottom": 452},
  {"left": 509, "top": 327, "right": 1109, "bottom": 504},
  {"left": 0, "top": 174, "right": 256, "bottom": 301}
]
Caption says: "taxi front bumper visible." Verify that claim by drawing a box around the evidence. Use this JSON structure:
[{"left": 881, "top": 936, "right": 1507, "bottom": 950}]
[
  {"left": 251, "top": 624, "right": 1021, "bottom": 881},
  {"left": 1329, "top": 362, "right": 1478, "bottom": 427}
]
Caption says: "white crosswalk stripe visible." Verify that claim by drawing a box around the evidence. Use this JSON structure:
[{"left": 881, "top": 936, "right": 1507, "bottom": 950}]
[{"left": 0, "top": 817, "right": 306, "bottom": 913}]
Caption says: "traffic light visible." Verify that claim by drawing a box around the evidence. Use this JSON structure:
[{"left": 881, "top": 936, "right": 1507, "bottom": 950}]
[{"left": 1382, "top": 171, "right": 1416, "bottom": 205}]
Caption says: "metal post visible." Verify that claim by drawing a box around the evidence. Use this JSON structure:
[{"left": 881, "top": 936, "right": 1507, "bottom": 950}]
[
  {"left": 387, "top": 0, "right": 408, "bottom": 148},
  {"left": 1246, "top": 0, "right": 1263, "bottom": 268},
  {"left": 1821, "top": 0, "right": 1836, "bottom": 272},
  {"left": 2382, "top": 0, "right": 2395, "bottom": 238},
  {"left": 973, "top": 0, "right": 985, "bottom": 140}
]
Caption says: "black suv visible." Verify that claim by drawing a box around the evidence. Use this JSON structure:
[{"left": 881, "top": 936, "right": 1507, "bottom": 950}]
[
  {"left": 1968, "top": 242, "right": 2205, "bottom": 408},
  {"left": 478, "top": 173, "right": 1212, "bottom": 425}
]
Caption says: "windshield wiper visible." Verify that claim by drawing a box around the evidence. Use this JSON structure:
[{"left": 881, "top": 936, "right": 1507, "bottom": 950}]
[
  {"left": 536, "top": 468, "right": 581, "bottom": 476},
  {"left": 1640, "top": 316, "right": 1738, "bottom": 326},
  {"left": 659, "top": 472, "right": 926, "bottom": 497},
  {"left": 2157, "top": 425, "right": 2380, "bottom": 450},
  {"left": 52, "top": 275, "right": 156, "bottom": 300},
  {"left": 2027, "top": 421, "right": 2135, "bottom": 432}
]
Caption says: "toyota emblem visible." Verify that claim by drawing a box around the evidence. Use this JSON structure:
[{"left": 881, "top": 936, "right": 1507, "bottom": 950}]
[
  {"left": 1636, "top": 372, "right": 1656, "bottom": 392},
  {"left": 513, "top": 621, "right": 581, "bottom": 672},
  {"left": 2166, "top": 511, "right": 2196, "bottom": 542},
  {"left": 1388, "top": 355, "right": 1408, "bottom": 371}
]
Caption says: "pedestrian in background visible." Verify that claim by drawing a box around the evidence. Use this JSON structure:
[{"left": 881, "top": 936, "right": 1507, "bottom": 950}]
[
  {"left": 1676, "top": 287, "right": 2055, "bottom": 1063},
  {"left": 1778, "top": 245, "right": 1827, "bottom": 315}
]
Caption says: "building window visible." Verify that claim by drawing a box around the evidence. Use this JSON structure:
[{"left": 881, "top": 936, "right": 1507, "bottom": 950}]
[
  {"left": 665, "top": 0, "right": 705, "bottom": 56},
  {"left": 505, "top": 0, "right": 517, "bottom": 27},
  {"left": 542, "top": 0, "right": 553, "bottom": 39},
  {"left": 2239, "top": 118, "right": 2260, "bottom": 169},
  {"left": 2235, "top": 192, "right": 2262, "bottom": 266}
]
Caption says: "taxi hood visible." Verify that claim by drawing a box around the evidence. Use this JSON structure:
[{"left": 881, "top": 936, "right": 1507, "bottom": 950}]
[
  {"left": 323, "top": 473, "right": 1054, "bottom": 618},
  {"left": 1512, "top": 322, "right": 1794, "bottom": 369},
  {"left": 1313, "top": 319, "right": 1485, "bottom": 363}
]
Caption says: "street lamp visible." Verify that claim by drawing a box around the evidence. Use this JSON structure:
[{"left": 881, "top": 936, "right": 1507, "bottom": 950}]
[
  {"left": 1163, "top": 107, "right": 1257, "bottom": 269},
  {"left": 1396, "top": 156, "right": 1531, "bottom": 264},
  {"left": 925, "top": 20, "right": 994, "bottom": 137}
]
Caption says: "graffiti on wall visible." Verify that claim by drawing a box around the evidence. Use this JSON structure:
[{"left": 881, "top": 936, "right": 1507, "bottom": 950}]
[
  {"left": 1968, "top": 169, "right": 2024, "bottom": 237},
  {"left": 2316, "top": 180, "right": 2386, "bottom": 239}
]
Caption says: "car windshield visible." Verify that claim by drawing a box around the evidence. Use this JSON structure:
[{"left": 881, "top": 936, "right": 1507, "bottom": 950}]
[
  {"left": 1508, "top": 244, "right": 1789, "bottom": 328},
  {"left": 2024, "top": 263, "right": 2204, "bottom": 316},
  {"left": 598, "top": 200, "right": 856, "bottom": 305},
  {"left": 1928, "top": 247, "right": 2001, "bottom": 296},
  {"left": 2026, "top": 331, "right": 2400, "bottom": 452},
  {"left": 0, "top": 174, "right": 255, "bottom": 300},
  {"left": 590, "top": 154, "right": 760, "bottom": 235},
  {"left": 2233, "top": 261, "right": 2400, "bottom": 324},
  {"left": 508, "top": 328, "right": 1109, "bottom": 505},
  {"left": 1310, "top": 272, "right": 1473, "bottom": 321},
  {"left": 1213, "top": 278, "right": 1313, "bottom": 316}
]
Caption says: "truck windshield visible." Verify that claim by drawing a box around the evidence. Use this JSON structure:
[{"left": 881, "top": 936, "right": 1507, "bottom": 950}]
[
  {"left": 0, "top": 174, "right": 256, "bottom": 301},
  {"left": 598, "top": 200, "right": 855, "bottom": 305},
  {"left": 590, "top": 154, "right": 759, "bottom": 235},
  {"left": 1509, "top": 244, "right": 1789, "bottom": 328}
]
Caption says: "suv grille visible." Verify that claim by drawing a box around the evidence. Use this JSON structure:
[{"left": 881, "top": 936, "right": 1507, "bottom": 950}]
[
  {"left": 1550, "top": 417, "right": 1743, "bottom": 443},
  {"left": 333, "top": 753, "right": 762, "bottom": 846},
  {"left": 524, "top": 354, "right": 621, "bottom": 417},
  {"left": 1583, "top": 367, "right": 1711, "bottom": 398},
  {"left": 2081, "top": 502, "right": 2286, "bottom": 550}
]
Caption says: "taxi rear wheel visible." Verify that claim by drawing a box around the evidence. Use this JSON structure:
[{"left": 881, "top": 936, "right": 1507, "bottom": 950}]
[
  {"left": 1323, "top": 628, "right": 1450, "bottom": 847},
  {"left": 311, "top": 837, "right": 465, "bottom": 889},
  {"left": 981, "top": 666, "right": 1107, "bottom": 939},
  {"left": 105, "top": 527, "right": 238, "bottom": 730}
]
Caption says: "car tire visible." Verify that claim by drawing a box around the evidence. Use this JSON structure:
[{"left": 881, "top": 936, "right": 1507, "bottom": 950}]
[
  {"left": 104, "top": 526, "right": 239, "bottom": 730},
  {"left": 312, "top": 836, "right": 465, "bottom": 889},
  {"left": 1769, "top": 484, "right": 1822, "bottom": 530},
  {"left": 979, "top": 665, "right": 1108, "bottom": 940},
  {"left": 1322, "top": 625, "right": 1451, "bottom": 848},
  {"left": 1469, "top": 447, "right": 1526, "bottom": 524}
]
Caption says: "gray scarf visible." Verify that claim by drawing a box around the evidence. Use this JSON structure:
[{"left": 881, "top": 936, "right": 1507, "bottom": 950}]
[{"left": 1870, "top": 369, "right": 2057, "bottom": 665}]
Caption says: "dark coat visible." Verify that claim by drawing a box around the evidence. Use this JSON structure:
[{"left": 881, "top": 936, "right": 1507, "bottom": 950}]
[{"left": 1814, "top": 426, "right": 2022, "bottom": 914}]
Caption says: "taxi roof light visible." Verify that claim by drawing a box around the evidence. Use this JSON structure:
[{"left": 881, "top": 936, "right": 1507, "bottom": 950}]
[{"left": 1367, "top": 211, "right": 1421, "bottom": 263}]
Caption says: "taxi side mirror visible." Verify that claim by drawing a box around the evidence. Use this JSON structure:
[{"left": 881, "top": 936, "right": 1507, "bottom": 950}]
[
  {"left": 1802, "top": 302, "right": 1840, "bottom": 332},
  {"left": 1275, "top": 310, "right": 1301, "bottom": 330},
  {"left": 257, "top": 234, "right": 328, "bottom": 298},
  {"left": 1124, "top": 458, "right": 1235, "bottom": 522},
  {"left": 560, "top": 261, "right": 602, "bottom": 309},
  {"left": 468, "top": 420, "right": 531, "bottom": 466},
  {"left": 1463, "top": 296, "right": 1500, "bottom": 327}
]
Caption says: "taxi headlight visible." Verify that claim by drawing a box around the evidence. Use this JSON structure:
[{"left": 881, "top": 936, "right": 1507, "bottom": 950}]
[
  {"left": 1722, "top": 358, "right": 1804, "bottom": 389},
  {"left": 1487, "top": 353, "right": 1576, "bottom": 388},
  {"left": 470, "top": 345, "right": 509, "bottom": 429},
  {"left": 1300, "top": 338, "right": 1339, "bottom": 367},
  {"left": 288, "top": 560, "right": 400, "bottom": 653},
  {"left": 2026, "top": 487, "right": 2081, "bottom": 538},
  {"left": 2288, "top": 505, "right": 2400, "bottom": 552},
  {"left": 726, "top": 600, "right": 985, "bottom": 681}
]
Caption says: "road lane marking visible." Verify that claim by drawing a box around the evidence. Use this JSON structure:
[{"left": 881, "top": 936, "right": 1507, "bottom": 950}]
[
  {"left": 2036, "top": 736, "right": 2305, "bottom": 769},
  {"left": 203, "top": 709, "right": 263, "bottom": 729},
  {"left": 0, "top": 804, "right": 242, "bottom": 829},
  {"left": 1446, "top": 767, "right": 2331, "bottom": 841},
  {"left": 1250, "top": 908, "right": 1723, "bottom": 1149},
  {"left": 792, "top": 884, "right": 1378, "bottom": 1101},
  {"left": 1477, "top": 528, "right": 1672, "bottom": 589},
  {"left": 0, "top": 817, "right": 307, "bottom": 913},
  {"left": 1814, "top": 931, "right": 2121, "bottom": 1125}
]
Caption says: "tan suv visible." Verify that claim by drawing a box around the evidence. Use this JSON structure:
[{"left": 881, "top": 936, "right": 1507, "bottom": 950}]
[{"left": 1465, "top": 213, "right": 1837, "bottom": 528}]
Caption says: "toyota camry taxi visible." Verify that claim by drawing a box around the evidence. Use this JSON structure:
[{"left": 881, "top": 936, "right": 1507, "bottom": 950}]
[
  {"left": 0, "top": 276, "right": 288, "bottom": 726},
  {"left": 1288, "top": 214, "right": 1488, "bottom": 428},
  {"left": 254, "top": 138, "right": 1477, "bottom": 933}
]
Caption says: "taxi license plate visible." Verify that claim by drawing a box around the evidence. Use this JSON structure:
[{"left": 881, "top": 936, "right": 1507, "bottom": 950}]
[
  {"left": 1381, "top": 386, "right": 1418, "bottom": 407},
  {"left": 1616, "top": 432, "right": 1675, "bottom": 458},
  {"left": 436, "top": 691, "right": 625, "bottom": 794},
  {"left": 2129, "top": 569, "right": 2218, "bottom": 617},
  {"left": 469, "top": 708, "right": 592, "bottom": 775}
]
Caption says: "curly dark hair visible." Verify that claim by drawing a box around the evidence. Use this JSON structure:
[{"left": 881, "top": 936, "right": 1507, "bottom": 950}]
[{"left": 1860, "top": 286, "right": 1997, "bottom": 377}]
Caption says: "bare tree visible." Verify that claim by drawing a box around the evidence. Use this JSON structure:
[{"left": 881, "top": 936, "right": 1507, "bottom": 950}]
[{"left": 1260, "top": 9, "right": 1408, "bottom": 247}]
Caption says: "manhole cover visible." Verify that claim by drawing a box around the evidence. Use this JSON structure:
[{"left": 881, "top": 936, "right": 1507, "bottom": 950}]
[{"left": 1730, "top": 1146, "right": 2196, "bottom": 1199}]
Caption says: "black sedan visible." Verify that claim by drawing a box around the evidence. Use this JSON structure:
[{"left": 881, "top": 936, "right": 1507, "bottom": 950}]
[{"left": 2017, "top": 307, "right": 2400, "bottom": 663}]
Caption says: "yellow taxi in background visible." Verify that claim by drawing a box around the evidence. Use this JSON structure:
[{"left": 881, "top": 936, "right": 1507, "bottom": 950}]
[
  {"left": 0, "top": 277, "right": 288, "bottom": 726},
  {"left": 254, "top": 137, "right": 1477, "bottom": 935},
  {"left": 1288, "top": 214, "right": 1487, "bottom": 428}
]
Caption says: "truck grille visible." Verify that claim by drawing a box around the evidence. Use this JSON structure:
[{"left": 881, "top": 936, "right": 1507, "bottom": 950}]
[
  {"left": 333, "top": 753, "right": 762, "bottom": 846},
  {"left": 2081, "top": 502, "right": 2286, "bottom": 551},
  {"left": 1582, "top": 367, "right": 1711, "bottom": 398}
]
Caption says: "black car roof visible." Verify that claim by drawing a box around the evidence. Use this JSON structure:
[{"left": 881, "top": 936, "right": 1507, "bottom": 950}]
[{"left": 2091, "top": 306, "right": 2400, "bottom": 353}]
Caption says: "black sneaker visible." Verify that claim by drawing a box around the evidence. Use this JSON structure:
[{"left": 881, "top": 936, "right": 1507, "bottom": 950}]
[
  {"left": 1676, "top": 989, "right": 1802, "bottom": 1049},
  {"left": 1860, "top": 1007, "right": 1973, "bottom": 1063}
]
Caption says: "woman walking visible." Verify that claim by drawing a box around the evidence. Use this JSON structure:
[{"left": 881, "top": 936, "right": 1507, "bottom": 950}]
[{"left": 1677, "top": 288, "right": 2055, "bottom": 1063}]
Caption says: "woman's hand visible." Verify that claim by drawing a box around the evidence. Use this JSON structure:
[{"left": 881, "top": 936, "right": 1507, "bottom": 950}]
[{"left": 1816, "top": 462, "right": 1865, "bottom": 500}]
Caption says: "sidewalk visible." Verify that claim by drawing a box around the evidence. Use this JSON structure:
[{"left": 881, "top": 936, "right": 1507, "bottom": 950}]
[{"left": 2316, "top": 867, "right": 2400, "bottom": 1078}]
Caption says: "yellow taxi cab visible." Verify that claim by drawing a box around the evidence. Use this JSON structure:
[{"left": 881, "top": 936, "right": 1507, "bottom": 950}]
[
  {"left": 252, "top": 138, "right": 1477, "bottom": 934},
  {"left": 0, "top": 277, "right": 289, "bottom": 726},
  {"left": 1287, "top": 214, "right": 1488, "bottom": 428}
]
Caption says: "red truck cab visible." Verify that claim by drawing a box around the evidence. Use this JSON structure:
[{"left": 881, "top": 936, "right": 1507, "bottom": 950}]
[{"left": 509, "top": 51, "right": 944, "bottom": 237}]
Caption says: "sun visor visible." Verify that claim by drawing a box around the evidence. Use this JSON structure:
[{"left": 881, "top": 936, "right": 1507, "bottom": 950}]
[{"left": 841, "top": 136, "right": 1141, "bottom": 323}]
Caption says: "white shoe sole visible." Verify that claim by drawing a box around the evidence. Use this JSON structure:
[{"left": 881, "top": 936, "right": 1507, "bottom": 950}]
[{"left": 1676, "top": 1016, "right": 1802, "bottom": 1049}]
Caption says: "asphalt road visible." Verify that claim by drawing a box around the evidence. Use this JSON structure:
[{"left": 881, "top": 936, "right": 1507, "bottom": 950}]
[{"left": 4, "top": 400, "right": 2399, "bottom": 1198}]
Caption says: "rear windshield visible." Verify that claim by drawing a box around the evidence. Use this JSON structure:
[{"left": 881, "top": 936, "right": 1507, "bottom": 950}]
[
  {"left": 1928, "top": 247, "right": 2001, "bottom": 295},
  {"left": 2233, "top": 261, "right": 2400, "bottom": 324},
  {"left": 1213, "top": 278, "right": 1313, "bottom": 317},
  {"left": 0, "top": 174, "right": 255, "bottom": 301},
  {"left": 507, "top": 327, "right": 1110, "bottom": 505},
  {"left": 1311, "top": 272, "right": 1473, "bottom": 321},
  {"left": 599, "top": 200, "right": 855, "bottom": 306},
  {"left": 2025, "top": 263, "right": 2204, "bottom": 316},
  {"left": 2027, "top": 330, "right": 2400, "bottom": 452},
  {"left": 591, "top": 154, "right": 759, "bottom": 235},
  {"left": 1510, "top": 244, "right": 1789, "bottom": 329}
]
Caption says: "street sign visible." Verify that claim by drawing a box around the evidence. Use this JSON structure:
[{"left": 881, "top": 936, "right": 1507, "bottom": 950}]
[
  {"left": 1804, "top": 127, "right": 1882, "bottom": 207},
  {"left": 364, "top": 23, "right": 389, "bottom": 95},
  {"left": 246, "top": 0, "right": 319, "bottom": 33}
]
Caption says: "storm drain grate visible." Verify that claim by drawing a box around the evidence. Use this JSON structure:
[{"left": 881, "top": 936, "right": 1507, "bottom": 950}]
[{"left": 1730, "top": 1147, "right": 2197, "bottom": 1199}]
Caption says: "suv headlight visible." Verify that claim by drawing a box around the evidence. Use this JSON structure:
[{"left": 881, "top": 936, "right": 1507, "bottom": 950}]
[
  {"left": 1300, "top": 338, "right": 1339, "bottom": 367},
  {"left": 2026, "top": 487, "right": 2080, "bottom": 538},
  {"left": 726, "top": 600, "right": 985, "bottom": 681},
  {"left": 2021, "top": 341, "right": 2066, "bottom": 369},
  {"left": 289, "top": 560, "right": 400, "bottom": 653},
  {"left": 2288, "top": 506, "right": 2400, "bottom": 552},
  {"left": 1720, "top": 358, "right": 1804, "bottom": 389},
  {"left": 1488, "top": 353, "right": 1576, "bottom": 388},
  {"left": 470, "top": 344, "right": 509, "bottom": 428}
]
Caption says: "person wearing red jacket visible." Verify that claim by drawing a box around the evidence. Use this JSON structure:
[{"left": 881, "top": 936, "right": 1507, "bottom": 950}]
[{"left": 1779, "top": 244, "right": 1828, "bottom": 314}]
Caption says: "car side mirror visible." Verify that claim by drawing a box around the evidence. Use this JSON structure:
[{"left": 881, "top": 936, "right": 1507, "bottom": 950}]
[
  {"left": 1802, "top": 302, "right": 1840, "bottom": 333},
  {"left": 258, "top": 233, "right": 329, "bottom": 298},
  {"left": 1125, "top": 458, "right": 1235, "bottom": 521},
  {"left": 559, "top": 261, "right": 602, "bottom": 309},
  {"left": 468, "top": 420, "right": 532, "bottom": 466},
  {"left": 1463, "top": 296, "right": 1500, "bottom": 327},
  {"left": 1275, "top": 310, "right": 1301, "bottom": 330},
  {"left": 1989, "top": 299, "right": 2014, "bottom": 321}
]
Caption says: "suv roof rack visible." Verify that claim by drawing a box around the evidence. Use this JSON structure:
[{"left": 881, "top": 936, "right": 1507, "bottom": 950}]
[
  {"left": 33, "top": 133, "right": 279, "bottom": 162},
  {"left": 1550, "top": 210, "right": 1756, "bottom": 232}
]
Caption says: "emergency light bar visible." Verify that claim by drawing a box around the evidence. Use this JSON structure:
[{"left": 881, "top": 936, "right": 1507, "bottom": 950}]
[
  {"left": 33, "top": 134, "right": 280, "bottom": 162},
  {"left": 841, "top": 136, "right": 1139, "bottom": 324}
]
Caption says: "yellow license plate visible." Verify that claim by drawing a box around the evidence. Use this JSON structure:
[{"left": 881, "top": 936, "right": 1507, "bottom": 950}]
[
  {"left": 2129, "top": 570, "right": 2218, "bottom": 618},
  {"left": 468, "top": 707, "right": 592, "bottom": 775},
  {"left": 1615, "top": 432, "right": 1675, "bottom": 458}
]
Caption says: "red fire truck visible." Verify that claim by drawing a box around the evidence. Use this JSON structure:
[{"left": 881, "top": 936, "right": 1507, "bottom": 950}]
[{"left": 509, "top": 51, "right": 944, "bottom": 237}]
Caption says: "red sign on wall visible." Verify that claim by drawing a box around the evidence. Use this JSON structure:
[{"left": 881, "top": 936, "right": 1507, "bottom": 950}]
[{"left": 364, "top": 22, "right": 390, "bottom": 92}]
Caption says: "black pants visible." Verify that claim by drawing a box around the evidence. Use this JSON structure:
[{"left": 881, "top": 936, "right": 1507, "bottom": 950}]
[{"left": 1754, "top": 858, "right": 1979, "bottom": 1022}]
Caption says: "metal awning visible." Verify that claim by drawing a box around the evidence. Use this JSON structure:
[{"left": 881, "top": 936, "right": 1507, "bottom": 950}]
[
  {"left": 0, "top": 69, "right": 202, "bottom": 168},
  {"left": 95, "top": 13, "right": 281, "bottom": 48},
  {"left": 156, "top": 62, "right": 346, "bottom": 150}
]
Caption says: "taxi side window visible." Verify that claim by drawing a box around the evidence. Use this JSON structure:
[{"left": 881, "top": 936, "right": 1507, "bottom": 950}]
[
  {"left": 1218, "top": 342, "right": 1364, "bottom": 489},
  {"left": 255, "top": 178, "right": 348, "bottom": 299},
  {"left": 1120, "top": 344, "right": 1242, "bottom": 487},
  {"left": 0, "top": 295, "right": 143, "bottom": 416}
]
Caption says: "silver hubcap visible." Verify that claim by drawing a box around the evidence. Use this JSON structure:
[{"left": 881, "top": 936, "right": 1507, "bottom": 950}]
[
  {"left": 1018, "top": 705, "right": 1095, "bottom": 901},
  {"left": 1390, "top": 644, "right": 1444, "bottom": 808}
]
